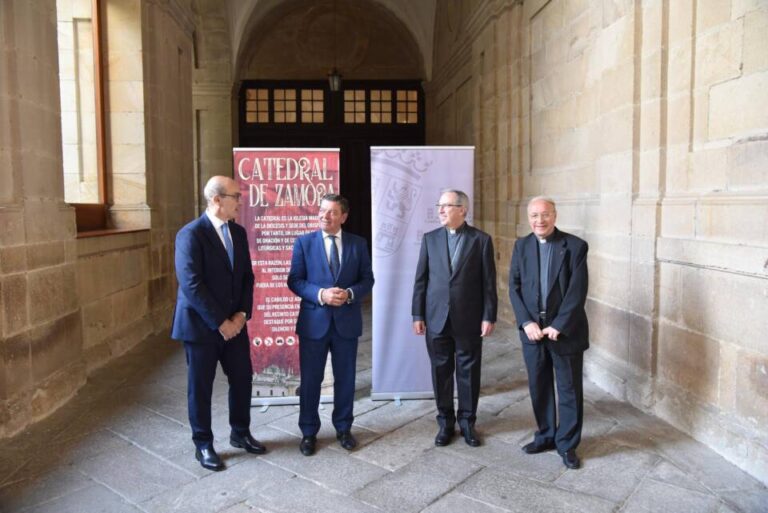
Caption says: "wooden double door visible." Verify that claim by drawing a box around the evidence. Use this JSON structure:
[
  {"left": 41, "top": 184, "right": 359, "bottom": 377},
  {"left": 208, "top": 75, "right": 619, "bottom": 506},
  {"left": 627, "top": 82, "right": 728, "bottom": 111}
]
[{"left": 238, "top": 80, "right": 425, "bottom": 245}]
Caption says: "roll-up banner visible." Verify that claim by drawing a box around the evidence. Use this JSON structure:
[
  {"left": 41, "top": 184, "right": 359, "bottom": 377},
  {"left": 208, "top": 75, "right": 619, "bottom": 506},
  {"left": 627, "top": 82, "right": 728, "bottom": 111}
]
[
  {"left": 370, "top": 146, "right": 475, "bottom": 401},
  {"left": 234, "top": 148, "right": 340, "bottom": 406}
]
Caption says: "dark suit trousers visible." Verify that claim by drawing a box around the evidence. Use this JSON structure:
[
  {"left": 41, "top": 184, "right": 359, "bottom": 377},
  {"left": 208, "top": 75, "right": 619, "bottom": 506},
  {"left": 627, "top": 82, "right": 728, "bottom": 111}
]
[
  {"left": 184, "top": 335, "right": 253, "bottom": 450},
  {"left": 298, "top": 320, "right": 358, "bottom": 436},
  {"left": 426, "top": 323, "right": 482, "bottom": 428},
  {"left": 521, "top": 341, "right": 584, "bottom": 453}
]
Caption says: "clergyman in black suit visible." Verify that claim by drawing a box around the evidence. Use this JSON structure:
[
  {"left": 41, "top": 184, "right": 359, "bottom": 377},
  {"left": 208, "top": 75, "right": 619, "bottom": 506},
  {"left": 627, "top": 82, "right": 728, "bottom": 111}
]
[
  {"left": 412, "top": 189, "right": 497, "bottom": 447},
  {"left": 509, "top": 195, "right": 589, "bottom": 470}
]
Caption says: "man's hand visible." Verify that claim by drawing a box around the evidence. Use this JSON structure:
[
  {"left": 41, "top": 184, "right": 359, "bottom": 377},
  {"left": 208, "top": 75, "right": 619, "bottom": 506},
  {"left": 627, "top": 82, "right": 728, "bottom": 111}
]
[
  {"left": 413, "top": 320, "right": 426, "bottom": 335},
  {"left": 480, "top": 321, "right": 495, "bottom": 337},
  {"left": 321, "top": 287, "right": 348, "bottom": 306},
  {"left": 523, "top": 322, "right": 544, "bottom": 342},
  {"left": 218, "top": 319, "right": 240, "bottom": 341},
  {"left": 542, "top": 326, "right": 560, "bottom": 341},
  {"left": 229, "top": 312, "right": 246, "bottom": 333}
]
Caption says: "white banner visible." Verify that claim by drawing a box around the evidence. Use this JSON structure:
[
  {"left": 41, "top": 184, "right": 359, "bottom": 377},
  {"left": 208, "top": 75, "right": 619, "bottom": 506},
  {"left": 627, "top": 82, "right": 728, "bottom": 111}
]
[{"left": 370, "top": 146, "right": 475, "bottom": 400}]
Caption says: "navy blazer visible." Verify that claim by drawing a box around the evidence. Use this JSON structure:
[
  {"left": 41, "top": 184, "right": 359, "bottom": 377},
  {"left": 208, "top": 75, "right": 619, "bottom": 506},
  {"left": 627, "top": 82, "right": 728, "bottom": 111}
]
[
  {"left": 508, "top": 228, "right": 589, "bottom": 355},
  {"left": 171, "top": 214, "right": 254, "bottom": 343},
  {"left": 411, "top": 224, "right": 498, "bottom": 340},
  {"left": 287, "top": 230, "right": 374, "bottom": 340}
]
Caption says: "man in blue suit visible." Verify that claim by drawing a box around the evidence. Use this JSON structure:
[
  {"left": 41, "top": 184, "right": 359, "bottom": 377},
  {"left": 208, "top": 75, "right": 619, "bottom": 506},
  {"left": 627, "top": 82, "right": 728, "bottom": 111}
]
[
  {"left": 509, "top": 196, "right": 589, "bottom": 470},
  {"left": 171, "top": 175, "right": 266, "bottom": 471},
  {"left": 287, "top": 194, "right": 374, "bottom": 456}
]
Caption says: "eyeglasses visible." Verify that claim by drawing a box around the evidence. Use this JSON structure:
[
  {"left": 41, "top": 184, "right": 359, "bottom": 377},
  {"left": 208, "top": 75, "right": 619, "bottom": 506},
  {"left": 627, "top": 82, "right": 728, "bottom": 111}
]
[
  {"left": 528, "top": 212, "right": 554, "bottom": 220},
  {"left": 436, "top": 203, "right": 462, "bottom": 209},
  {"left": 219, "top": 193, "right": 242, "bottom": 201}
]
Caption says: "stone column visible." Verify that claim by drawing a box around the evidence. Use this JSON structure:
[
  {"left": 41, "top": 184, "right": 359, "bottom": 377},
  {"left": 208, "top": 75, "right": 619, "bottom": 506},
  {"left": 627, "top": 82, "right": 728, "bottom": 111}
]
[{"left": 0, "top": 0, "right": 84, "bottom": 437}]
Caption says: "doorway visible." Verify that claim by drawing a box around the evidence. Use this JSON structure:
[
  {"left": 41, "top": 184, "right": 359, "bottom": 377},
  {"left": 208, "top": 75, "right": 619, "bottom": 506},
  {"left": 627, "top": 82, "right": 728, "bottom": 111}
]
[{"left": 238, "top": 80, "right": 425, "bottom": 244}]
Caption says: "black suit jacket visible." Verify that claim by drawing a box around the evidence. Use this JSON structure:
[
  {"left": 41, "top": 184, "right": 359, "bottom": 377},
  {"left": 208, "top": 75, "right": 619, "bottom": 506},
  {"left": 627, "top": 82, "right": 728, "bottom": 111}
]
[
  {"left": 412, "top": 224, "right": 497, "bottom": 341},
  {"left": 508, "top": 228, "right": 589, "bottom": 355}
]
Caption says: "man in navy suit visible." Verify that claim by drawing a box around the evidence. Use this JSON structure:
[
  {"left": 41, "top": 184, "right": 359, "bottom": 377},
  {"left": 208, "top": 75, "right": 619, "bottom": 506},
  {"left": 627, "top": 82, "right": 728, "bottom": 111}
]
[
  {"left": 509, "top": 196, "right": 589, "bottom": 470},
  {"left": 287, "top": 194, "right": 374, "bottom": 456},
  {"left": 412, "top": 189, "right": 497, "bottom": 448},
  {"left": 171, "top": 175, "right": 265, "bottom": 471}
]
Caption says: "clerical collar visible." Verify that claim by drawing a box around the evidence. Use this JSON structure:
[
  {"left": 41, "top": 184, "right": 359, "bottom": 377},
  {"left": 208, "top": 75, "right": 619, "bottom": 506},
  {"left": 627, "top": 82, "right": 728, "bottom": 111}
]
[
  {"left": 538, "top": 237, "right": 548, "bottom": 243},
  {"left": 447, "top": 223, "right": 466, "bottom": 235}
]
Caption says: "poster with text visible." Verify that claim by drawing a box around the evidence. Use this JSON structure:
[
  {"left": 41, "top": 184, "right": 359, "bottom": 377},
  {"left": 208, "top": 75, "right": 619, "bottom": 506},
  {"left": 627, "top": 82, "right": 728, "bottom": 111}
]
[{"left": 234, "top": 148, "right": 340, "bottom": 405}]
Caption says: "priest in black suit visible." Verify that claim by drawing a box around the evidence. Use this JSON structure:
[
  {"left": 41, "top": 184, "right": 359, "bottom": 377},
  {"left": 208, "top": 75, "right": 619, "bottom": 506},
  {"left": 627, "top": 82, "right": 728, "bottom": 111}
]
[
  {"left": 509, "top": 196, "right": 589, "bottom": 470},
  {"left": 412, "top": 189, "right": 497, "bottom": 447}
]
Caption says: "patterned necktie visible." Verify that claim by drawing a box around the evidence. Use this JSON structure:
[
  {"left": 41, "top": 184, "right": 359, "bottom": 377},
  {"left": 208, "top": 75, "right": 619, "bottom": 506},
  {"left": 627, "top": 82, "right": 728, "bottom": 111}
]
[
  {"left": 328, "top": 234, "right": 340, "bottom": 278},
  {"left": 221, "top": 223, "right": 234, "bottom": 268}
]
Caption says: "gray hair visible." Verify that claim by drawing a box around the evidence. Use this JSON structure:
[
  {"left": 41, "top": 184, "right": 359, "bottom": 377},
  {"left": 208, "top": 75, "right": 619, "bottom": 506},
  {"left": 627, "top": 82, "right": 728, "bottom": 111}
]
[
  {"left": 203, "top": 176, "right": 228, "bottom": 204},
  {"left": 440, "top": 189, "right": 470, "bottom": 209},
  {"left": 527, "top": 195, "right": 556, "bottom": 211}
]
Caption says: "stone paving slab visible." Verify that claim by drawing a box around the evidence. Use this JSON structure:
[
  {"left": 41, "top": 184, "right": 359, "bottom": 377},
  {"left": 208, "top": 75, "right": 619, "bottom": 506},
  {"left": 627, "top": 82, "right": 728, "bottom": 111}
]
[
  {"left": 21, "top": 484, "right": 145, "bottom": 513},
  {"left": 259, "top": 434, "right": 389, "bottom": 494},
  {"left": 0, "top": 317, "right": 766, "bottom": 513},
  {"left": 352, "top": 415, "right": 438, "bottom": 471},
  {"left": 76, "top": 443, "right": 195, "bottom": 503},
  {"left": 140, "top": 457, "right": 294, "bottom": 513},
  {"left": 353, "top": 449, "right": 484, "bottom": 513},
  {"left": 457, "top": 467, "right": 617, "bottom": 513},
  {"left": 0, "top": 468, "right": 93, "bottom": 512},
  {"left": 618, "top": 478, "right": 731, "bottom": 513},
  {"left": 420, "top": 492, "right": 513, "bottom": 513},
  {"left": 248, "top": 474, "right": 382, "bottom": 513},
  {"left": 553, "top": 440, "right": 660, "bottom": 503}
]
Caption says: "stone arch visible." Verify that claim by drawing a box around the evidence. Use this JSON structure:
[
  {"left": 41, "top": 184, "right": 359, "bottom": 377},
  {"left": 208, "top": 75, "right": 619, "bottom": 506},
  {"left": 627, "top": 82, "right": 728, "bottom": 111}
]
[{"left": 231, "top": 0, "right": 429, "bottom": 82}]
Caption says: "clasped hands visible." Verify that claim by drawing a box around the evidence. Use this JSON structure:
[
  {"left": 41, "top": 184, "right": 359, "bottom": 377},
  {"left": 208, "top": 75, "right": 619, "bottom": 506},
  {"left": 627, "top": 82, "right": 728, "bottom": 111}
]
[
  {"left": 523, "top": 322, "right": 560, "bottom": 342},
  {"left": 321, "top": 287, "right": 349, "bottom": 307},
  {"left": 218, "top": 313, "right": 246, "bottom": 341}
]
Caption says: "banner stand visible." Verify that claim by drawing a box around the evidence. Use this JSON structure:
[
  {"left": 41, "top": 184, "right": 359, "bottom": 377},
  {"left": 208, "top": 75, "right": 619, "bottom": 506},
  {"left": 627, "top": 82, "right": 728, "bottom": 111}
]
[
  {"left": 234, "top": 148, "right": 340, "bottom": 408},
  {"left": 370, "top": 146, "right": 475, "bottom": 403},
  {"left": 370, "top": 392, "right": 433, "bottom": 402}
]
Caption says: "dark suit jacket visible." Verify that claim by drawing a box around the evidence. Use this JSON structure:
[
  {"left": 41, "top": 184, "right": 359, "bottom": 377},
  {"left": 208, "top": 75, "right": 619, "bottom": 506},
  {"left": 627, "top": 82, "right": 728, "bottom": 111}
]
[
  {"left": 508, "top": 228, "right": 589, "bottom": 355},
  {"left": 287, "top": 230, "right": 374, "bottom": 340},
  {"left": 411, "top": 224, "right": 498, "bottom": 340},
  {"left": 171, "top": 214, "right": 254, "bottom": 343}
]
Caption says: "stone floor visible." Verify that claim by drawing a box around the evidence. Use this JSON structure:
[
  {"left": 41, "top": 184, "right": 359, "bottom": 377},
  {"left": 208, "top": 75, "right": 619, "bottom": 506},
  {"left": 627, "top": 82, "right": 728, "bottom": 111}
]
[{"left": 1, "top": 312, "right": 766, "bottom": 513}]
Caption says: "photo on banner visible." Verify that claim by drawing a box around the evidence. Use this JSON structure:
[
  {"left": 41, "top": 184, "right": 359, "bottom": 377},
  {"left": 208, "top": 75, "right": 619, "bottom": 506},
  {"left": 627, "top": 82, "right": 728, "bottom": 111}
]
[
  {"left": 370, "top": 146, "right": 475, "bottom": 400},
  {"left": 234, "top": 148, "right": 340, "bottom": 406}
]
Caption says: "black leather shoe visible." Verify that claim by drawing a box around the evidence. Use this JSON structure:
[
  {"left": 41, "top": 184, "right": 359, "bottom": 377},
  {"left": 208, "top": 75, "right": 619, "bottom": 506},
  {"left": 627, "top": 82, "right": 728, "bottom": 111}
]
[
  {"left": 434, "top": 427, "right": 455, "bottom": 446},
  {"left": 195, "top": 447, "right": 225, "bottom": 471},
  {"left": 522, "top": 440, "right": 556, "bottom": 454},
  {"left": 300, "top": 435, "right": 316, "bottom": 456},
  {"left": 561, "top": 449, "right": 581, "bottom": 469},
  {"left": 460, "top": 425, "right": 481, "bottom": 447},
  {"left": 336, "top": 431, "right": 357, "bottom": 450},
  {"left": 230, "top": 432, "right": 266, "bottom": 455}
]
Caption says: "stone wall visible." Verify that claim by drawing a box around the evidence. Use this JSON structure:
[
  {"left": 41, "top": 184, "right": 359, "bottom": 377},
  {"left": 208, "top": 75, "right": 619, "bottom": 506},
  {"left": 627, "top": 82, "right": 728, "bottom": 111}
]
[
  {"left": 427, "top": 0, "right": 768, "bottom": 483},
  {"left": 0, "top": 0, "right": 194, "bottom": 438}
]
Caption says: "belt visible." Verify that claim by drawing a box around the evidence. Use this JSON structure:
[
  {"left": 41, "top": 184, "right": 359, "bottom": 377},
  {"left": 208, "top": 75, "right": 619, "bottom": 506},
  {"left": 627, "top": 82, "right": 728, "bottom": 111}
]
[{"left": 538, "top": 311, "right": 547, "bottom": 322}]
